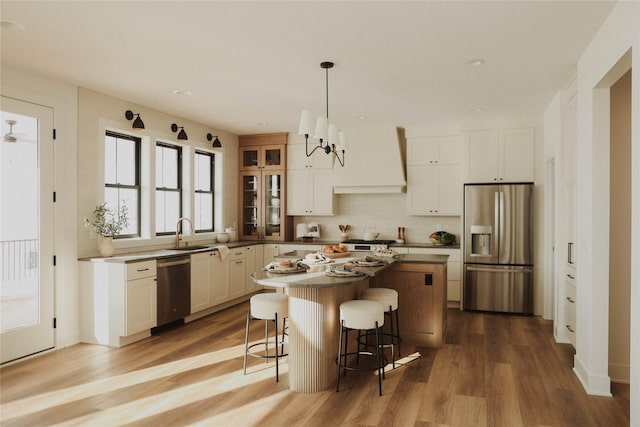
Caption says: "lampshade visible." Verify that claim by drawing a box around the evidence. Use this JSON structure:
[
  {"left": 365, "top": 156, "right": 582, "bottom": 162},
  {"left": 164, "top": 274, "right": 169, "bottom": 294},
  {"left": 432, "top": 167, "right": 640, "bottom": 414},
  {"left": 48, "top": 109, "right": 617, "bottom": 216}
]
[
  {"left": 207, "top": 133, "right": 222, "bottom": 148},
  {"left": 298, "top": 110, "right": 315, "bottom": 136},
  {"left": 132, "top": 115, "right": 145, "bottom": 130},
  {"left": 338, "top": 130, "right": 348, "bottom": 150},
  {"left": 125, "top": 110, "right": 145, "bottom": 130},
  {"left": 314, "top": 116, "right": 328, "bottom": 141},
  {"left": 328, "top": 124, "right": 339, "bottom": 145},
  {"left": 171, "top": 123, "right": 188, "bottom": 140}
]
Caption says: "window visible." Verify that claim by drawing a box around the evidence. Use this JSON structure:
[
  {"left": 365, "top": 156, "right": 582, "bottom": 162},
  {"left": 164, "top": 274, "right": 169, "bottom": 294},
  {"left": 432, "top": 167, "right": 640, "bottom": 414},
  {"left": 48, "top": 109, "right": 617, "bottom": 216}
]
[
  {"left": 194, "top": 150, "right": 215, "bottom": 232},
  {"left": 156, "top": 142, "right": 182, "bottom": 235},
  {"left": 105, "top": 131, "right": 140, "bottom": 237}
]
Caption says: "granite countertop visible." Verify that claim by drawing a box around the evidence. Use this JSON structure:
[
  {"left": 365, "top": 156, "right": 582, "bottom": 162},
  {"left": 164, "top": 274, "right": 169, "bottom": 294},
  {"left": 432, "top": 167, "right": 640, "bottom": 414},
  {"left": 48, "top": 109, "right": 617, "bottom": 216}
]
[
  {"left": 79, "top": 239, "right": 458, "bottom": 263},
  {"left": 251, "top": 253, "right": 448, "bottom": 289},
  {"left": 78, "top": 241, "right": 262, "bottom": 263}
]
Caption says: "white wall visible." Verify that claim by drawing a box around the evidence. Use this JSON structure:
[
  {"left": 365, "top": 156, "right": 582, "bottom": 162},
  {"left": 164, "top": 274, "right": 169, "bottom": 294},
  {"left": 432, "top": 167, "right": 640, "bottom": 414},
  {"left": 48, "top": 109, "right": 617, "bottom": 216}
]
[
  {"left": 572, "top": 1, "right": 639, "bottom": 422},
  {"left": 1, "top": 64, "right": 80, "bottom": 348},
  {"left": 77, "top": 88, "right": 238, "bottom": 258}
]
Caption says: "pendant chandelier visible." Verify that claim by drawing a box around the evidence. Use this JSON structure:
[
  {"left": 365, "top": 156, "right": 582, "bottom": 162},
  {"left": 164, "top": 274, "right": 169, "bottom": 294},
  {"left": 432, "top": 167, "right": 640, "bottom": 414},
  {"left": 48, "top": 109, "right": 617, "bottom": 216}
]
[{"left": 298, "top": 61, "right": 346, "bottom": 167}]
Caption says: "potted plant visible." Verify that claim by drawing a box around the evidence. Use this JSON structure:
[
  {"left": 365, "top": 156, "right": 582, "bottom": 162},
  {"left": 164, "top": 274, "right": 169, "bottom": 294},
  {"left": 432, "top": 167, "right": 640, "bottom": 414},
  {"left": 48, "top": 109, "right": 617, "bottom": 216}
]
[{"left": 84, "top": 202, "right": 129, "bottom": 256}]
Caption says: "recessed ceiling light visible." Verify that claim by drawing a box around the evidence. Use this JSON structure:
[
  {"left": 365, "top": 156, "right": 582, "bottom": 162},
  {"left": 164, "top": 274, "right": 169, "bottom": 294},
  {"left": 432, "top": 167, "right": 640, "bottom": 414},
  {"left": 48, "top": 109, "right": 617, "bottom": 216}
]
[
  {"left": 173, "top": 89, "right": 192, "bottom": 96},
  {"left": 256, "top": 122, "right": 269, "bottom": 127},
  {"left": 469, "top": 107, "right": 483, "bottom": 113},
  {"left": 355, "top": 115, "right": 367, "bottom": 120},
  {"left": 1, "top": 20, "right": 26, "bottom": 31},
  {"left": 466, "top": 58, "right": 486, "bottom": 67}
]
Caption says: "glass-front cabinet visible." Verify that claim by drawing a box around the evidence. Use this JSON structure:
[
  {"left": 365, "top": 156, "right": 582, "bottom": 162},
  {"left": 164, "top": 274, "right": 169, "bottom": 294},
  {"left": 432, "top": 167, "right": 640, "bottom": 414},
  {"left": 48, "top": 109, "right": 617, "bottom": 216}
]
[
  {"left": 238, "top": 133, "right": 291, "bottom": 241},
  {"left": 239, "top": 145, "right": 284, "bottom": 171},
  {"left": 241, "top": 172, "right": 284, "bottom": 239}
]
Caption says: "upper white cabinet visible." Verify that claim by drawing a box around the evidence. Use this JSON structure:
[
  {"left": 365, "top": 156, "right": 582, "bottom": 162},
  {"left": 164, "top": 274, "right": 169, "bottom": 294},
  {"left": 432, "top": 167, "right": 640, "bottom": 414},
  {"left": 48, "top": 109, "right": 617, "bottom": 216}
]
[
  {"left": 287, "top": 142, "right": 334, "bottom": 169},
  {"left": 287, "top": 142, "right": 335, "bottom": 216},
  {"left": 287, "top": 168, "right": 334, "bottom": 215},
  {"left": 407, "top": 165, "right": 462, "bottom": 215},
  {"left": 464, "top": 128, "right": 535, "bottom": 183},
  {"left": 406, "top": 136, "right": 462, "bottom": 216},
  {"left": 407, "top": 135, "right": 462, "bottom": 166}
]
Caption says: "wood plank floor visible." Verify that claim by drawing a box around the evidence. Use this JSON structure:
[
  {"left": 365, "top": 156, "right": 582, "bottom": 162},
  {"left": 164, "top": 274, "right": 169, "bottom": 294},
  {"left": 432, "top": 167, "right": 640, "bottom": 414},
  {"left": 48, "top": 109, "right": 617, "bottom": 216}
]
[{"left": 0, "top": 303, "right": 630, "bottom": 426}]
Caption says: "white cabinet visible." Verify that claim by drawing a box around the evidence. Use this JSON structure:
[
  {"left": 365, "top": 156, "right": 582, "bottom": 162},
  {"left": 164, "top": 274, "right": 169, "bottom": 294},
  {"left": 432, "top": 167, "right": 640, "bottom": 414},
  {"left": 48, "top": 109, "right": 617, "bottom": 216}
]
[
  {"left": 287, "top": 142, "right": 335, "bottom": 216},
  {"left": 407, "top": 136, "right": 462, "bottom": 166},
  {"left": 263, "top": 244, "right": 280, "bottom": 264},
  {"left": 407, "top": 247, "right": 461, "bottom": 303},
  {"left": 244, "top": 245, "right": 264, "bottom": 293},
  {"left": 190, "top": 251, "right": 215, "bottom": 313},
  {"left": 125, "top": 261, "right": 157, "bottom": 336},
  {"left": 229, "top": 248, "right": 246, "bottom": 300},
  {"left": 191, "top": 250, "right": 230, "bottom": 311},
  {"left": 287, "top": 142, "right": 334, "bottom": 169},
  {"left": 287, "top": 168, "right": 334, "bottom": 215},
  {"left": 564, "top": 92, "right": 578, "bottom": 266},
  {"left": 406, "top": 135, "right": 462, "bottom": 216},
  {"left": 407, "top": 165, "right": 462, "bottom": 215},
  {"left": 79, "top": 259, "right": 157, "bottom": 348},
  {"left": 563, "top": 267, "right": 577, "bottom": 347},
  {"left": 465, "top": 128, "right": 534, "bottom": 183}
]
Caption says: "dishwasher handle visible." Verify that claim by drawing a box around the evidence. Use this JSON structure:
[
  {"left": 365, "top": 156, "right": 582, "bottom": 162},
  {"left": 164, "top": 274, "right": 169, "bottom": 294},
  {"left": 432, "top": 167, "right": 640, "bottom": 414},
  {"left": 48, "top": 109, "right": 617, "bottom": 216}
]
[{"left": 157, "top": 256, "right": 191, "bottom": 268}]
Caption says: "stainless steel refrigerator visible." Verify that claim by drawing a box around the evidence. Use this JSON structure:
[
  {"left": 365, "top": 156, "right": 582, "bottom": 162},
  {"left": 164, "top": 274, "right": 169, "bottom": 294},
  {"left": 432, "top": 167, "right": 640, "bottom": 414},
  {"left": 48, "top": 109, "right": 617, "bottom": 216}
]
[{"left": 463, "top": 183, "right": 534, "bottom": 314}]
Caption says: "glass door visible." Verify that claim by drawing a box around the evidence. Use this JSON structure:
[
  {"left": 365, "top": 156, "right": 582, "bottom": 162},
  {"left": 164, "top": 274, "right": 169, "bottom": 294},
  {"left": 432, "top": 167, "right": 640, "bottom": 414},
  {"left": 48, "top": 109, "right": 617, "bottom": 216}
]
[
  {"left": 0, "top": 97, "right": 54, "bottom": 364},
  {"left": 263, "top": 173, "right": 282, "bottom": 238},
  {"left": 240, "top": 172, "right": 260, "bottom": 239}
]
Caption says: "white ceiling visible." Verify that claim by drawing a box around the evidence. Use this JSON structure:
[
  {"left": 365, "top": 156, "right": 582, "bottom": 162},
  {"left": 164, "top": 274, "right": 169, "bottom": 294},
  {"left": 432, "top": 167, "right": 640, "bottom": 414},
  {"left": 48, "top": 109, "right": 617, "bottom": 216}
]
[{"left": 0, "top": 1, "right": 615, "bottom": 136}]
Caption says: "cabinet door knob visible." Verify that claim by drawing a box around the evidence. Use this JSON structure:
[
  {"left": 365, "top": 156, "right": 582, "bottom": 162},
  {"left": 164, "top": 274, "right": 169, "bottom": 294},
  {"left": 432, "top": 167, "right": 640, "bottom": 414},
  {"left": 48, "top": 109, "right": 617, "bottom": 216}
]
[
  {"left": 566, "top": 296, "right": 575, "bottom": 303},
  {"left": 566, "top": 325, "right": 575, "bottom": 333}
]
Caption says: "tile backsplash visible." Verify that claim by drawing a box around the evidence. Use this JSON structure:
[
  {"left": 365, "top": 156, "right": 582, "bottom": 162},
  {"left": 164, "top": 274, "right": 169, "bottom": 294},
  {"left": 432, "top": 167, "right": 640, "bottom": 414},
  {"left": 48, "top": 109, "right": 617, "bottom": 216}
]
[{"left": 295, "top": 193, "right": 462, "bottom": 243}]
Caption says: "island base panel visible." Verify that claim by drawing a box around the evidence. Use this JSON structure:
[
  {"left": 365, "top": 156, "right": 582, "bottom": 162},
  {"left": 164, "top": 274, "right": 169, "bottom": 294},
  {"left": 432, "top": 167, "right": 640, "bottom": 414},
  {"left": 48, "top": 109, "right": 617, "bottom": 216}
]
[{"left": 286, "top": 280, "right": 368, "bottom": 393}]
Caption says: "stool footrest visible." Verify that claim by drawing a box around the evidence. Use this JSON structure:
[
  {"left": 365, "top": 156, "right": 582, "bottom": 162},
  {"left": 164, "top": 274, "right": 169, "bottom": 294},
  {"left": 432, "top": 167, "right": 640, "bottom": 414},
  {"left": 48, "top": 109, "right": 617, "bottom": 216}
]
[
  {"left": 246, "top": 341, "right": 288, "bottom": 360},
  {"left": 335, "top": 351, "right": 388, "bottom": 372}
]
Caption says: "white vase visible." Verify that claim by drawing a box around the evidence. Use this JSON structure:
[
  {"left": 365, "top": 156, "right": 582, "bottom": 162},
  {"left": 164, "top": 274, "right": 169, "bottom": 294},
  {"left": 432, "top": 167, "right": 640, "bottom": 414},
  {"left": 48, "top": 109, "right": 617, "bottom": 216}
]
[{"left": 99, "top": 236, "right": 115, "bottom": 257}]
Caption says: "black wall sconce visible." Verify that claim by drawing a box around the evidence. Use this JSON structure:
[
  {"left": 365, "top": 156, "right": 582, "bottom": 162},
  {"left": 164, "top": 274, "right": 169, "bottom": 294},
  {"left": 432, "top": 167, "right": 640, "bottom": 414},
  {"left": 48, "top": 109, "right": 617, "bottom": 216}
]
[
  {"left": 171, "top": 123, "right": 188, "bottom": 140},
  {"left": 125, "top": 110, "right": 145, "bottom": 130},
  {"left": 207, "top": 133, "right": 222, "bottom": 148}
]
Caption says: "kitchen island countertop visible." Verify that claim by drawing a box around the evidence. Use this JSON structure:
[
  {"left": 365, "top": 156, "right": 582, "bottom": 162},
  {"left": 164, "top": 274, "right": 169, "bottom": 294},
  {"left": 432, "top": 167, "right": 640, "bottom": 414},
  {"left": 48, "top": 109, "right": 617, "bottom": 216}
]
[{"left": 251, "top": 253, "right": 447, "bottom": 289}]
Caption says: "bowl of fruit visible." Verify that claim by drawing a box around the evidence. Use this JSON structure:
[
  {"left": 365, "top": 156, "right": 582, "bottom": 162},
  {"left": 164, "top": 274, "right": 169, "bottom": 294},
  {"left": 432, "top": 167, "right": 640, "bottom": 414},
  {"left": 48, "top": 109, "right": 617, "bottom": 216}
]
[{"left": 429, "top": 231, "right": 456, "bottom": 246}]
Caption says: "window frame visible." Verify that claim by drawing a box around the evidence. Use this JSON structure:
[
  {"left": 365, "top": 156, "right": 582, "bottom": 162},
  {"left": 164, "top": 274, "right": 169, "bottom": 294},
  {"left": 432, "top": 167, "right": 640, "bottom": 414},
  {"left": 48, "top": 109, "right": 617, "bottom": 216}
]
[
  {"left": 194, "top": 150, "right": 215, "bottom": 233},
  {"left": 104, "top": 130, "right": 141, "bottom": 238},
  {"left": 155, "top": 141, "right": 183, "bottom": 236}
]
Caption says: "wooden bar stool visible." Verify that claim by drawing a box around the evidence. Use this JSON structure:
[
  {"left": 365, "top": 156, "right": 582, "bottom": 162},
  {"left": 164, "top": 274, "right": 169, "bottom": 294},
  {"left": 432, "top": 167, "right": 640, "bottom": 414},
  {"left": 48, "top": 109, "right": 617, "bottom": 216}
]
[
  {"left": 243, "top": 293, "right": 288, "bottom": 382},
  {"left": 360, "top": 287, "right": 401, "bottom": 368},
  {"left": 336, "top": 299, "right": 386, "bottom": 396}
]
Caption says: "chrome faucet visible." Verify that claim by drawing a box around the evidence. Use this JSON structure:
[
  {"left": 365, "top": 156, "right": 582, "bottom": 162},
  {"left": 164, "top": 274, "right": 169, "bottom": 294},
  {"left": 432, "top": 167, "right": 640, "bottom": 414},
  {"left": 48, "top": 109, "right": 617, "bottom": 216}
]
[{"left": 175, "top": 217, "right": 193, "bottom": 248}]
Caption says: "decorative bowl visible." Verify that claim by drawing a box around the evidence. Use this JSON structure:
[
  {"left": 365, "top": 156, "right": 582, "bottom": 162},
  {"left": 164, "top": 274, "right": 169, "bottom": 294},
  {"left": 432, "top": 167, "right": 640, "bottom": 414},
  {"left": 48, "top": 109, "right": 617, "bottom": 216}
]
[{"left": 429, "top": 231, "right": 455, "bottom": 245}]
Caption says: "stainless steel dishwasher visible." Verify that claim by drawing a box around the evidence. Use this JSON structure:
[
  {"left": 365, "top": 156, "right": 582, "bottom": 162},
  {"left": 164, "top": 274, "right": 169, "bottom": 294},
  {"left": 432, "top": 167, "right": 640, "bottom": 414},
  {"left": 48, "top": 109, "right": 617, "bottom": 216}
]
[{"left": 156, "top": 255, "right": 191, "bottom": 328}]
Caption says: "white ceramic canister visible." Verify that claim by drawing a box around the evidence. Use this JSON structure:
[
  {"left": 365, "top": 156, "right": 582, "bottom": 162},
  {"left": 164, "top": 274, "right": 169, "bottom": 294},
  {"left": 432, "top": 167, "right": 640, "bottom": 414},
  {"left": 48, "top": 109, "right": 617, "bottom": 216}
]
[{"left": 225, "top": 227, "right": 237, "bottom": 242}]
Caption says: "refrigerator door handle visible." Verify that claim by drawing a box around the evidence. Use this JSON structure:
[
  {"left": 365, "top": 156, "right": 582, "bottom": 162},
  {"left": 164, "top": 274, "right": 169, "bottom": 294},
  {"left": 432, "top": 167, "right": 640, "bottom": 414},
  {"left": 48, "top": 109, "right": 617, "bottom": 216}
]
[{"left": 466, "top": 266, "right": 533, "bottom": 274}]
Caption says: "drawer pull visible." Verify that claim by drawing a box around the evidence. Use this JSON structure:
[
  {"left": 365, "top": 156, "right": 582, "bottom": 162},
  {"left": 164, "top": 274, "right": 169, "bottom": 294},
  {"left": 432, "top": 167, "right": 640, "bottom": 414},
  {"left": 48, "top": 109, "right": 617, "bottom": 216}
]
[
  {"left": 566, "top": 325, "right": 575, "bottom": 333},
  {"left": 566, "top": 296, "right": 575, "bottom": 303},
  {"left": 137, "top": 268, "right": 150, "bottom": 272}
]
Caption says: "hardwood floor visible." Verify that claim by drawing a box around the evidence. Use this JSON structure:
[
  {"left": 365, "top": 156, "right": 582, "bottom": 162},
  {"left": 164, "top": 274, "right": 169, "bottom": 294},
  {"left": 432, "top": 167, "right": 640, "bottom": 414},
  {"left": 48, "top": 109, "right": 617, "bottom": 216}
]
[{"left": 0, "top": 303, "right": 630, "bottom": 426}]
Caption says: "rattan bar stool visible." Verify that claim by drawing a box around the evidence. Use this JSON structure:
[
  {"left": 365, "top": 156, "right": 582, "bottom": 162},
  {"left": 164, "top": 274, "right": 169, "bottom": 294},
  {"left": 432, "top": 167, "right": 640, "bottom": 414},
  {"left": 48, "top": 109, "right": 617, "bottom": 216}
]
[
  {"left": 243, "top": 293, "right": 288, "bottom": 382},
  {"left": 336, "top": 299, "right": 386, "bottom": 396},
  {"left": 360, "top": 287, "right": 401, "bottom": 368}
]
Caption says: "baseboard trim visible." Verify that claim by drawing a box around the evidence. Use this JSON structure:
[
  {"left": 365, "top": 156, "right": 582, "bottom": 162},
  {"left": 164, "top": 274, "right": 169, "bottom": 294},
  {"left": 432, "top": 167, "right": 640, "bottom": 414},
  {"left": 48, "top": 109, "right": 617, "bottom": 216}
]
[
  {"left": 608, "top": 362, "right": 630, "bottom": 384},
  {"left": 573, "top": 353, "right": 612, "bottom": 396}
]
